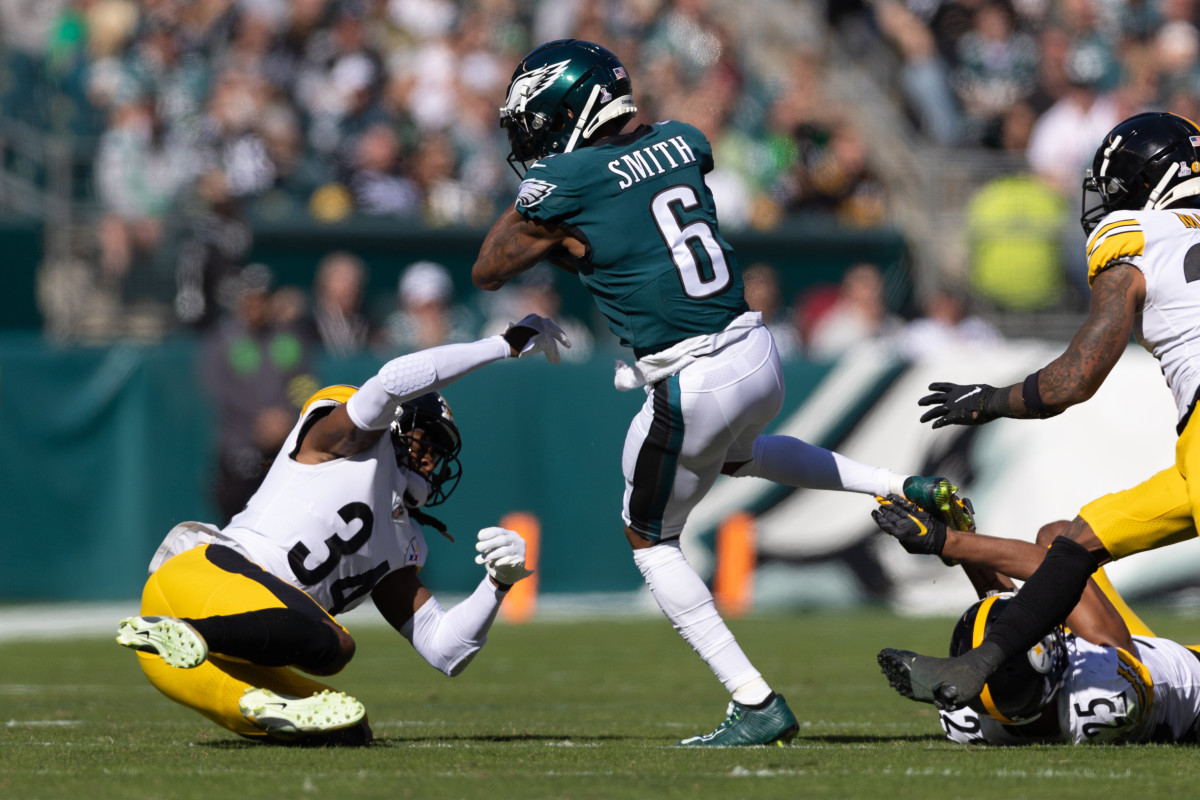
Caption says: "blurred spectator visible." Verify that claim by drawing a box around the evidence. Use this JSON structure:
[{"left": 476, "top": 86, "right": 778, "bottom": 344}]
[
  {"left": 965, "top": 169, "right": 1070, "bottom": 312},
  {"left": 378, "top": 259, "right": 477, "bottom": 353},
  {"left": 1025, "top": 38, "right": 1125, "bottom": 199},
  {"left": 479, "top": 264, "right": 595, "bottom": 363},
  {"left": 411, "top": 131, "right": 495, "bottom": 227},
  {"left": 806, "top": 263, "right": 902, "bottom": 360},
  {"left": 742, "top": 262, "right": 801, "bottom": 361},
  {"left": 93, "top": 94, "right": 193, "bottom": 300},
  {"left": 344, "top": 122, "right": 421, "bottom": 218},
  {"left": 200, "top": 263, "right": 318, "bottom": 523},
  {"left": 948, "top": 0, "right": 1039, "bottom": 143},
  {"left": 872, "top": 0, "right": 963, "bottom": 146},
  {"left": 251, "top": 103, "right": 331, "bottom": 219},
  {"left": 894, "top": 286, "right": 1002, "bottom": 359},
  {"left": 194, "top": 69, "right": 276, "bottom": 201},
  {"left": 172, "top": 169, "right": 254, "bottom": 330},
  {"left": 305, "top": 250, "right": 373, "bottom": 358},
  {"left": 773, "top": 118, "right": 888, "bottom": 228}
]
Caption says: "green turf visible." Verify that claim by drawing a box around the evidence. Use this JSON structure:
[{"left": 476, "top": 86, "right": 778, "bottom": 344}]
[{"left": 3, "top": 609, "right": 1200, "bottom": 799}]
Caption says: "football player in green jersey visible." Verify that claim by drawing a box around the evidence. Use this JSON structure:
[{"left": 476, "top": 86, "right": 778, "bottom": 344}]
[{"left": 472, "top": 39, "right": 973, "bottom": 746}]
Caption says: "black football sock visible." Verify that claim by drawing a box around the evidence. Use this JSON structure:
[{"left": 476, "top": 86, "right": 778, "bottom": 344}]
[
  {"left": 983, "top": 536, "right": 1099, "bottom": 661},
  {"left": 185, "top": 609, "right": 343, "bottom": 671}
]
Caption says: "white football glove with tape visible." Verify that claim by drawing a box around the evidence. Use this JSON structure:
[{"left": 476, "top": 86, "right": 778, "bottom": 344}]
[
  {"left": 474, "top": 526, "right": 534, "bottom": 586},
  {"left": 502, "top": 313, "right": 571, "bottom": 364}
]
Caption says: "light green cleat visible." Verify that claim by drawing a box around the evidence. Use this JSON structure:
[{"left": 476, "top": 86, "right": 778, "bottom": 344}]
[
  {"left": 116, "top": 616, "right": 208, "bottom": 669},
  {"left": 677, "top": 694, "right": 799, "bottom": 747},
  {"left": 239, "top": 688, "right": 366, "bottom": 739},
  {"left": 903, "top": 475, "right": 975, "bottom": 532}
]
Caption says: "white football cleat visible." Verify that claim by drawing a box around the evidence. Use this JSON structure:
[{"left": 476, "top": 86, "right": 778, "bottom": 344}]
[
  {"left": 239, "top": 688, "right": 366, "bottom": 739},
  {"left": 115, "top": 616, "right": 208, "bottom": 668}
]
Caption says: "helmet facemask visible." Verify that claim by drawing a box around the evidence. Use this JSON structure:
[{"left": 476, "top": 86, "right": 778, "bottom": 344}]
[{"left": 390, "top": 393, "right": 462, "bottom": 507}]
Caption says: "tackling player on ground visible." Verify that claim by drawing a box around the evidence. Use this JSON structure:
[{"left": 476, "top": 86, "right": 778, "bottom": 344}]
[
  {"left": 872, "top": 496, "right": 1200, "bottom": 744},
  {"left": 876, "top": 111, "right": 1200, "bottom": 716},
  {"left": 471, "top": 38, "right": 974, "bottom": 746},
  {"left": 116, "top": 314, "right": 568, "bottom": 745}
]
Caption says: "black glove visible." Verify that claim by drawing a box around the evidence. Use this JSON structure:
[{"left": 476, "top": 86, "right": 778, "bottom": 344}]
[
  {"left": 918, "top": 382, "right": 1008, "bottom": 429},
  {"left": 872, "top": 495, "right": 948, "bottom": 557}
]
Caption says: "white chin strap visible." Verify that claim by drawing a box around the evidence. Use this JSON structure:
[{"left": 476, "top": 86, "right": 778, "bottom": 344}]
[{"left": 563, "top": 89, "right": 637, "bottom": 153}]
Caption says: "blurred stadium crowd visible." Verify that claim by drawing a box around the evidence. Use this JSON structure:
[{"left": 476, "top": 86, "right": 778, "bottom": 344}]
[{"left": 2, "top": 0, "right": 1200, "bottom": 350}]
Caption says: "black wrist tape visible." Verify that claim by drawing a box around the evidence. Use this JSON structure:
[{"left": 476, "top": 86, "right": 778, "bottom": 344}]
[{"left": 1022, "top": 371, "right": 1061, "bottom": 418}]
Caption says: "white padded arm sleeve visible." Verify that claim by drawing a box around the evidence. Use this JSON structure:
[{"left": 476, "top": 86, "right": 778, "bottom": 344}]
[
  {"left": 346, "top": 336, "right": 511, "bottom": 430},
  {"left": 400, "top": 576, "right": 507, "bottom": 676}
]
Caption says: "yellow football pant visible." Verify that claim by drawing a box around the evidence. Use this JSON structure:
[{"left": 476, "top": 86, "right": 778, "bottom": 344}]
[
  {"left": 1080, "top": 408, "right": 1200, "bottom": 650},
  {"left": 136, "top": 545, "right": 348, "bottom": 737},
  {"left": 1080, "top": 408, "right": 1200, "bottom": 560}
]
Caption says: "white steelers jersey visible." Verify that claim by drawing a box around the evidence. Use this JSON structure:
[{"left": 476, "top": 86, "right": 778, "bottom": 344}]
[
  {"left": 940, "top": 634, "right": 1200, "bottom": 745},
  {"left": 215, "top": 392, "right": 429, "bottom": 616},
  {"left": 1086, "top": 209, "right": 1200, "bottom": 424}
]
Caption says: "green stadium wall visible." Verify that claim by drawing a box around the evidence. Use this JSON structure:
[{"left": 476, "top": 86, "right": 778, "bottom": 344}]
[{"left": 0, "top": 335, "right": 834, "bottom": 601}]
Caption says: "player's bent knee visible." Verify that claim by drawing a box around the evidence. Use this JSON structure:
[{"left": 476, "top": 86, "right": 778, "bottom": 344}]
[{"left": 299, "top": 623, "right": 356, "bottom": 676}]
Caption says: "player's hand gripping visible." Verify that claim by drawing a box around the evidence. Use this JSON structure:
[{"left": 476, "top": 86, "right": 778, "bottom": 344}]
[
  {"left": 502, "top": 313, "right": 571, "bottom": 364},
  {"left": 872, "top": 495, "right": 948, "bottom": 557},
  {"left": 474, "top": 526, "right": 534, "bottom": 586},
  {"left": 917, "top": 382, "right": 1006, "bottom": 429}
]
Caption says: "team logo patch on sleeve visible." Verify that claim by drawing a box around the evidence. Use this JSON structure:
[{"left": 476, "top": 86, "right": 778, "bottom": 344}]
[{"left": 516, "top": 177, "right": 557, "bottom": 208}]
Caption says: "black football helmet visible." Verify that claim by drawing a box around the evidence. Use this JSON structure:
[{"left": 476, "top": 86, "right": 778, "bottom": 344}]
[
  {"left": 390, "top": 392, "right": 462, "bottom": 507},
  {"left": 499, "top": 39, "right": 637, "bottom": 175},
  {"left": 1081, "top": 111, "right": 1200, "bottom": 233},
  {"left": 948, "top": 593, "right": 1068, "bottom": 724}
]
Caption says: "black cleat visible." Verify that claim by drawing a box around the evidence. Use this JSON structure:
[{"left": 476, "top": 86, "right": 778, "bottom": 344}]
[{"left": 877, "top": 648, "right": 981, "bottom": 711}]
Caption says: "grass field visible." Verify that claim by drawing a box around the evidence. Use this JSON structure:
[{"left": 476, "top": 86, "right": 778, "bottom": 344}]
[{"left": 4, "top": 608, "right": 1200, "bottom": 799}]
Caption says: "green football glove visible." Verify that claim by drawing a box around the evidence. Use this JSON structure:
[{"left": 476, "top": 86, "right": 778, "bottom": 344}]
[{"left": 872, "top": 495, "right": 948, "bottom": 558}]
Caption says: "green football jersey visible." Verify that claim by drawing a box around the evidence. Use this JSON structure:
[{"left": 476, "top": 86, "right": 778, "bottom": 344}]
[{"left": 514, "top": 121, "right": 748, "bottom": 355}]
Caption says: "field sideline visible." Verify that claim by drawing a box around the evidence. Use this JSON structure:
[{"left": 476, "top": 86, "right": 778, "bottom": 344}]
[{"left": 3, "top": 608, "right": 1200, "bottom": 799}]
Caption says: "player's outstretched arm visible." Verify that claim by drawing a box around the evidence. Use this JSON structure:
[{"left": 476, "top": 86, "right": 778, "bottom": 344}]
[
  {"left": 872, "top": 497, "right": 1134, "bottom": 650},
  {"left": 372, "top": 527, "right": 533, "bottom": 677},
  {"left": 917, "top": 264, "right": 1144, "bottom": 429}
]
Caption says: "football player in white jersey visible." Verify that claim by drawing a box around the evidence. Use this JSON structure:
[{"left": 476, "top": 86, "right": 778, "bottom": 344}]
[
  {"left": 114, "top": 314, "right": 569, "bottom": 745},
  {"left": 876, "top": 111, "right": 1200, "bottom": 716},
  {"left": 873, "top": 496, "right": 1200, "bottom": 744}
]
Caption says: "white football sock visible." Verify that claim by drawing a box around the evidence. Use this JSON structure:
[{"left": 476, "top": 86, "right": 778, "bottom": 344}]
[
  {"left": 733, "top": 434, "right": 907, "bottom": 497},
  {"left": 632, "top": 540, "right": 767, "bottom": 697},
  {"left": 730, "top": 676, "right": 773, "bottom": 706}
]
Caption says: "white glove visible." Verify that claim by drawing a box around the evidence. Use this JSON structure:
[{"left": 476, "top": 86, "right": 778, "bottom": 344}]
[
  {"left": 474, "top": 526, "right": 534, "bottom": 586},
  {"left": 503, "top": 314, "right": 571, "bottom": 364}
]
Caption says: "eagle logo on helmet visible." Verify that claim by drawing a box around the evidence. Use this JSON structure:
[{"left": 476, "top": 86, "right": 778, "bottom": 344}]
[
  {"left": 499, "top": 39, "right": 638, "bottom": 177},
  {"left": 503, "top": 59, "right": 571, "bottom": 117}
]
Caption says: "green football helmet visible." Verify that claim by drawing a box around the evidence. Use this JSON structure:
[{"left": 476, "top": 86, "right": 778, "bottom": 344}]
[{"left": 500, "top": 39, "right": 638, "bottom": 175}]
